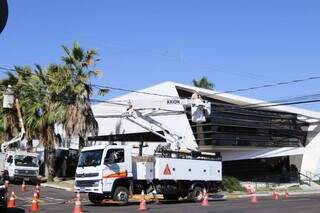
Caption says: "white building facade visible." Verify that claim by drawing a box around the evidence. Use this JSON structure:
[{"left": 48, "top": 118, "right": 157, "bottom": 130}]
[{"left": 91, "top": 81, "right": 320, "bottom": 181}]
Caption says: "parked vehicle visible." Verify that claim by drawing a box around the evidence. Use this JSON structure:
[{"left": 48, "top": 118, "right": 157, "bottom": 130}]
[
  {"left": 75, "top": 94, "right": 222, "bottom": 205},
  {"left": 0, "top": 151, "right": 39, "bottom": 183},
  {"left": 0, "top": 177, "right": 7, "bottom": 212},
  {"left": 75, "top": 144, "right": 222, "bottom": 204}
]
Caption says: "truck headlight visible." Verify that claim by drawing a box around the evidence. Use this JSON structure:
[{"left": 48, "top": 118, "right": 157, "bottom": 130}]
[
  {"left": 93, "top": 181, "right": 100, "bottom": 187},
  {"left": 14, "top": 169, "right": 19, "bottom": 174}
]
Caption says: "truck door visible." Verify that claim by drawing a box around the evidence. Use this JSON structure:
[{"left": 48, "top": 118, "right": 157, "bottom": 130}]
[
  {"left": 4, "top": 155, "right": 13, "bottom": 177},
  {"left": 102, "top": 148, "right": 127, "bottom": 192}
]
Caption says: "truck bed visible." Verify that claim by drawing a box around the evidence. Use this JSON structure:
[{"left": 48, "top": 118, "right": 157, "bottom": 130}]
[{"left": 132, "top": 155, "right": 222, "bottom": 181}]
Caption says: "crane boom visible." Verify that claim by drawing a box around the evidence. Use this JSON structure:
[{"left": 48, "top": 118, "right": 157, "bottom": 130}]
[{"left": 95, "top": 95, "right": 211, "bottom": 152}]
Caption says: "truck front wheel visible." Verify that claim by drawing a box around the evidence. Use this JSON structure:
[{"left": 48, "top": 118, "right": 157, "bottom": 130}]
[
  {"left": 188, "top": 186, "right": 203, "bottom": 202},
  {"left": 88, "top": 192, "right": 104, "bottom": 204},
  {"left": 113, "top": 186, "right": 129, "bottom": 205}
]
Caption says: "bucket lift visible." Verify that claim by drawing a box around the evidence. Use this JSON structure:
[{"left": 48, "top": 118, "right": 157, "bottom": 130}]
[
  {"left": 1, "top": 85, "right": 26, "bottom": 152},
  {"left": 95, "top": 93, "right": 211, "bottom": 152}
]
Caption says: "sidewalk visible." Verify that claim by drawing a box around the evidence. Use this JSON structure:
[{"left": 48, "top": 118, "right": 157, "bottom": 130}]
[
  {"left": 41, "top": 179, "right": 74, "bottom": 192},
  {"left": 228, "top": 188, "right": 320, "bottom": 199}
]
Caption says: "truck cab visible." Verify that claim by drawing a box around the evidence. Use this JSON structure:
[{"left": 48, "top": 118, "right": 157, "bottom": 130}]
[
  {"left": 75, "top": 145, "right": 133, "bottom": 204},
  {"left": 2, "top": 151, "right": 39, "bottom": 183}
]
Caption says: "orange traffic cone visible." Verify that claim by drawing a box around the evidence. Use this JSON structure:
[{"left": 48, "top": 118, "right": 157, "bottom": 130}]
[
  {"left": 251, "top": 193, "right": 258, "bottom": 203},
  {"left": 21, "top": 180, "right": 27, "bottom": 192},
  {"left": 73, "top": 199, "right": 84, "bottom": 213},
  {"left": 30, "top": 193, "right": 40, "bottom": 212},
  {"left": 275, "top": 190, "right": 279, "bottom": 200},
  {"left": 7, "top": 191, "right": 16, "bottom": 208},
  {"left": 139, "top": 190, "right": 148, "bottom": 211},
  {"left": 35, "top": 188, "right": 40, "bottom": 199},
  {"left": 284, "top": 188, "right": 289, "bottom": 199},
  {"left": 201, "top": 188, "right": 209, "bottom": 207},
  {"left": 272, "top": 188, "right": 276, "bottom": 200}
]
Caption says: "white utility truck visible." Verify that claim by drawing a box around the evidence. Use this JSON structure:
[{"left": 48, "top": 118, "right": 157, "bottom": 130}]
[
  {"left": 0, "top": 86, "right": 40, "bottom": 183},
  {"left": 75, "top": 94, "right": 222, "bottom": 204},
  {"left": 0, "top": 151, "right": 39, "bottom": 183}
]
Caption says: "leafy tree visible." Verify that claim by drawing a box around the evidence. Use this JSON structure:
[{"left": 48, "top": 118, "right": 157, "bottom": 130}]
[
  {"left": 0, "top": 42, "right": 102, "bottom": 181},
  {"left": 20, "top": 65, "right": 59, "bottom": 181},
  {"left": 59, "top": 42, "right": 100, "bottom": 149},
  {"left": 192, "top": 76, "right": 214, "bottom": 90},
  {"left": 0, "top": 68, "right": 30, "bottom": 143}
]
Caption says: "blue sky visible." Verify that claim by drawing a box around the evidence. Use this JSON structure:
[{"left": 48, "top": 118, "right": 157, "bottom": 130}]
[{"left": 1, "top": 0, "right": 320, "bottom": 110}]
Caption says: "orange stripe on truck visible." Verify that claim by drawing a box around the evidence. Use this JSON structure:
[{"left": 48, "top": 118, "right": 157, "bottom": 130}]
[{"left": 103, "top": 171, "right": 127, "bottom": 179}]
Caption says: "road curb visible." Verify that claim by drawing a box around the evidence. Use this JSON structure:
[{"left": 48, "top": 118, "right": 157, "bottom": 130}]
[
  {"left": 41, "top": 183, "right": 74, "bottom": 192},
  {"left": 231, "top": 190, "right": 320, "bottom": 199}
]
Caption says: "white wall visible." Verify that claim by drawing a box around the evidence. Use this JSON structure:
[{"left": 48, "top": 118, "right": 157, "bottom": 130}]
[
  {"left": 92, "top": 81, "right": 198, "bottom": 151},
  {"left": 300, "top": 125, "right": 320, "bottom": 177}
]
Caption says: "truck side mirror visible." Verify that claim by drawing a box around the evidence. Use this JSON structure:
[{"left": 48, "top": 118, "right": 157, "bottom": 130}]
[{"left": 7, "top": 156, "right": 13, "bottom": 164}]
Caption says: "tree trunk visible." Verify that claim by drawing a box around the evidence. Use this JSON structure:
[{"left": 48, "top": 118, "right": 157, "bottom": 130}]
[{"left": 45, "top": 148, "right": 56, "bottom": 182}]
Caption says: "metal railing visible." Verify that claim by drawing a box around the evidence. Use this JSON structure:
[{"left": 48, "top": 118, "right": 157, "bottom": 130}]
[
  {"left": 251, "top": 171, "right": 300, "bottom": 188},
  {"left": 302, "top": 171, "right": 320, "bottom": 184}
]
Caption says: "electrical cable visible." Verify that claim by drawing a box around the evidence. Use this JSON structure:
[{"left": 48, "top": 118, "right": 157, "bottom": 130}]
[
  {"left": 1, "top": 65, "right": 320, "bottom": 113},
  {"left": 1, "top": 65, "right": 320, "bottom": 99}
]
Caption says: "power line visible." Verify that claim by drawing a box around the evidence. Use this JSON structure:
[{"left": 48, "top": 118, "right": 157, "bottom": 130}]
[
  {"left": 1, "top": 65, "right": 320, "bottom": 109},
  {"left": 92, "top": 84, "right": 178, "bottom": 98},
  {"left": 212, "top": 76, "right": 320, "bottom": 95}
]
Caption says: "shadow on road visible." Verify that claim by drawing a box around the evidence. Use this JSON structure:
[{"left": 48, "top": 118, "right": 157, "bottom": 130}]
[{"left": 6, "top": 207, "right": 26, "bottom": 213}]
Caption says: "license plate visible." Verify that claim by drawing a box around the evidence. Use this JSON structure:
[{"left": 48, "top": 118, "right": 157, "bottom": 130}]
[
  {"left": 79, "top": 187, "right": 86, "bottom": 192},
  {"left": 24, "top": 178, "right": 29, "bottom": 181}
]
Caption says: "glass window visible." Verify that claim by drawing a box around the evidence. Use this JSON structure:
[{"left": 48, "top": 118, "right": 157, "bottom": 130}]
[
  {"left": 104, "top": 149, "right": 124, "bottom": 164},
  {"left": 78, "top": 149, "right": 104, "bottom": 167},
  {"left": 14, "top": 155, "right": 38, "bottom": 167}
]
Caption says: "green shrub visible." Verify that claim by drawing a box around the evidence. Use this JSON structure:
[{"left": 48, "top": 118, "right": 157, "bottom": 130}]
[{"left": 222, "top": 176, "right": 244, "bottom": 192}]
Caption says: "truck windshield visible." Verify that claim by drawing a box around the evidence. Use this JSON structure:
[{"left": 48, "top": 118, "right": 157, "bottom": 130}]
[
  {"left": 15, "top": 155, "right": 38, "bottom": 167},
  {"left": 78, "top": 149, "right": 104, "bottom": 167}
]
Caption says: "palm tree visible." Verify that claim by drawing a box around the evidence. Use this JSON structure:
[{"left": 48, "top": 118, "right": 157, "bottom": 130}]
[
  {"left": 20, "top": 65, "right": 60, "bottom": 181},
  {"left": 192, "top": 76, "right": 214, "bottom": 90},
  {"left": 192, "top": 76, "right": 214, "bottom": 146},
  {"left": 0, "top": 67, "right": 33, "bottom": 148},
  {"left": 0, "top": 43, "right": 102, "bottom": 181},
  {"left": 58, "top": 42, "right": 100, "bottom": 149}
]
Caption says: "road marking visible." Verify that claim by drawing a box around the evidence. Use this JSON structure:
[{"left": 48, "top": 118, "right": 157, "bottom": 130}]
[{"left": 46, "top": 196, "right": 65, "bottom": 201}]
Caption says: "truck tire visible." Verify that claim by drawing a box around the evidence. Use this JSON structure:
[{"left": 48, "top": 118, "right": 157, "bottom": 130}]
[
  {"left": 113, "top": 186, "right": 129, "bottom": 205},
  {"left": 163, "top": 194, "right": 180, "bottom": 201},
  {"left": 88, "top": 192, "right": 104, "bottom": 204},
  {"left": 188, "top": 186, "right": 203, "bottom": 202}
]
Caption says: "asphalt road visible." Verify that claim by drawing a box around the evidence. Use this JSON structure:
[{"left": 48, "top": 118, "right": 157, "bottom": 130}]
[{"left": 4, "top": 183, "right": 320, "bottom": 213}]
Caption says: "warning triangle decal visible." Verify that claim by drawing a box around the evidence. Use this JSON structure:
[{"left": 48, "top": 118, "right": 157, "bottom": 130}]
[{"left": 163, "top": 164, "right": 171, "bottom": 175}]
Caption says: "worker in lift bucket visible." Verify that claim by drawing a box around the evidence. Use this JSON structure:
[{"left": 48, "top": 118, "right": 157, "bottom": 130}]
[{"left": 191, "top": 92, "right": 202, "bottom": 106}]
